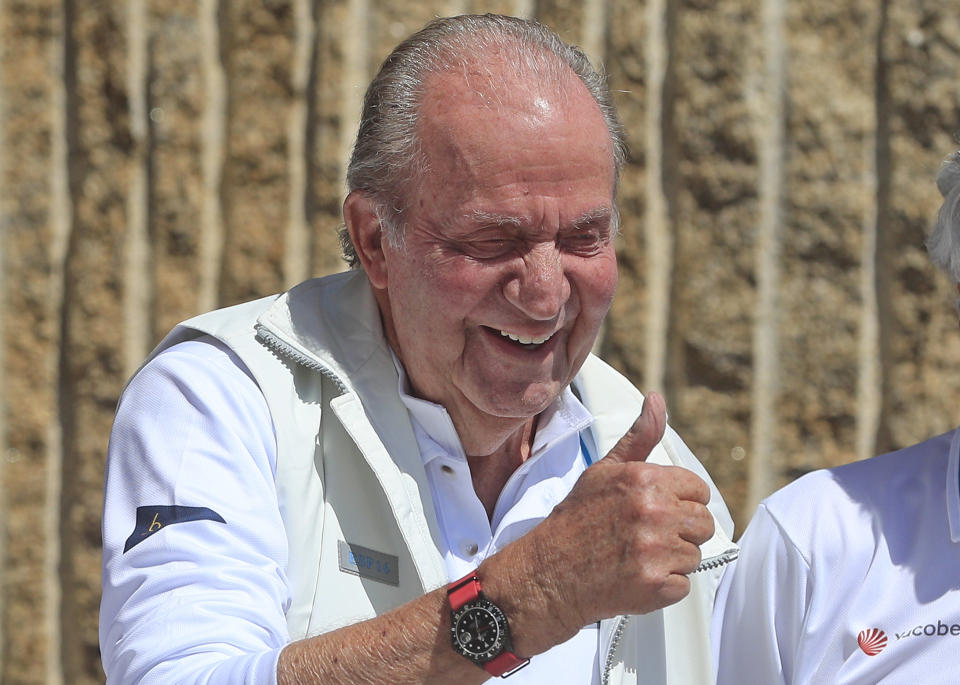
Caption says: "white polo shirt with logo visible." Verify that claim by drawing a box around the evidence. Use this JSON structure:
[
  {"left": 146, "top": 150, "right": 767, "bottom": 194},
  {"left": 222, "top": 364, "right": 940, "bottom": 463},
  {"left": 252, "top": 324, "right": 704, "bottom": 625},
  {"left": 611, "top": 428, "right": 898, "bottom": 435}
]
[{"left": 712, "top": 428, "right": 960, "bottom": 684}]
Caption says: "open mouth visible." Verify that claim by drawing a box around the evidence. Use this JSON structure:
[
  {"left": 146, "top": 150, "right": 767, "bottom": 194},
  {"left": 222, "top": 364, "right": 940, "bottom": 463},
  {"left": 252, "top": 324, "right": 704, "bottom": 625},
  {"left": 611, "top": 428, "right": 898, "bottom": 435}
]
[{"left": 496, "top": 328, "right": 554, "bottom": 349}]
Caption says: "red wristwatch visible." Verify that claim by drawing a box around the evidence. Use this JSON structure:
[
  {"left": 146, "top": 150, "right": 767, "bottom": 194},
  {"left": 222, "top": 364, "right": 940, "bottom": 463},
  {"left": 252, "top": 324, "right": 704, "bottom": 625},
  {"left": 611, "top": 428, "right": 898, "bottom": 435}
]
[{"left": 448, "top": 572, "right": 530, "bottom": 677}]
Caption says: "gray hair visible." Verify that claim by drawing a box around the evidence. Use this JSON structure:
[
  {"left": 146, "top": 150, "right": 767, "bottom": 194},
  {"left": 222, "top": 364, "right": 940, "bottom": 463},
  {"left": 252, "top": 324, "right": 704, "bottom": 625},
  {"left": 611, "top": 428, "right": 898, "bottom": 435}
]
[
  {"left": 927, "top": 151, "right": 960, "bottom": 283},
  {"left": 339, "top": 13, "right": 628, "bottom": 267}
]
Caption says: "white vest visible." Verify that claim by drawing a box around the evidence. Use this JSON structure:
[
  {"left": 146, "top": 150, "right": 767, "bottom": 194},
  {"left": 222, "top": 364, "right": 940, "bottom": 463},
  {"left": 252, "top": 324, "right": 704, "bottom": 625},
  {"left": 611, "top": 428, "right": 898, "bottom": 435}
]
[{"left": 145, "top": 270, "right": 737, "bottom": 685}]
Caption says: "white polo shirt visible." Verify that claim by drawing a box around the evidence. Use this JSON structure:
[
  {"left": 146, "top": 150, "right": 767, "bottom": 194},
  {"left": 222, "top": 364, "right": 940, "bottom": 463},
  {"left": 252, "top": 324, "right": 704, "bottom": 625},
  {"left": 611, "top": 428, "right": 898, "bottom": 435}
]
[
  {"left": 396, "top": 360, "right": 601, "bottom": 684},
  {"left": 102, "top": 336, "right": 602, "bottom": 684},
  {"left": 713, "top": 428, "right": 960, "bottom": 684}
]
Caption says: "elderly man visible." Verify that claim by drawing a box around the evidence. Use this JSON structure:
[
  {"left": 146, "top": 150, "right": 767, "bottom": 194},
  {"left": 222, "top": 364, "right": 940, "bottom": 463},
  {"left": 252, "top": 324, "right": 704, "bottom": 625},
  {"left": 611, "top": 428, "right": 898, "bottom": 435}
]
[
  {"left": 100, "top": 14, "right": 735, "bottom": 685},
  {"left": 712, "top": 152, "right": 960, "bottom": 683}
]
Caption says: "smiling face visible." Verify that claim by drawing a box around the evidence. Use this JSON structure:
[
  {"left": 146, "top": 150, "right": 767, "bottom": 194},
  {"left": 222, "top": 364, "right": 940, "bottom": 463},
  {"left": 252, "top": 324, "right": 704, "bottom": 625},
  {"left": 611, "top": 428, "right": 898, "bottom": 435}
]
[{"left": 347, "top": 62, "right": 618, "bottom": 453}]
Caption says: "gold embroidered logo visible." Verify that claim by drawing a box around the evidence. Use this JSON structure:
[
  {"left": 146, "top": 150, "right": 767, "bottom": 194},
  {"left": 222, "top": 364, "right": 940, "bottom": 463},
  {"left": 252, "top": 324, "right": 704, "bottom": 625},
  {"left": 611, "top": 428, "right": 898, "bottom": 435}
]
[
  {"left": 148, "top": 513, "right": 163, "bottom": 532},
  {"left": 123, "top": 505, "right": 225, "bottom": 553}
]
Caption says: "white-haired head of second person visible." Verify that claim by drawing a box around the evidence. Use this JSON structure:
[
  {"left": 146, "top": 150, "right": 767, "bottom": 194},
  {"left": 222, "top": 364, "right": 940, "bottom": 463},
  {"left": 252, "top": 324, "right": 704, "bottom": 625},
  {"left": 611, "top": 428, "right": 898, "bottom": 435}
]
[
  {"left": 338, "top": 13, "right": 628, "bottom": 268},
  {"left": 927, "top": 150, "right": 960, "bottom": 283}
]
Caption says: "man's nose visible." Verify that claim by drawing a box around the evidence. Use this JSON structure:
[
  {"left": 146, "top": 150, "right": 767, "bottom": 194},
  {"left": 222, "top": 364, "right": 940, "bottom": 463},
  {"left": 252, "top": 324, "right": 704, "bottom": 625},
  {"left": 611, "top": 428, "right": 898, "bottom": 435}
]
[{"left": 503, "top": 243, "right": 570, "bottom": 320}]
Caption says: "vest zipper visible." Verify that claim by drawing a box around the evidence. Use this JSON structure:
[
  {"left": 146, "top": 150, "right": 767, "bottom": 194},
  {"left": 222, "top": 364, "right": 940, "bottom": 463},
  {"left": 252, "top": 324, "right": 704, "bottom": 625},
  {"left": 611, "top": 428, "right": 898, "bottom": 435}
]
[
  {"left": 254, "top": 324, "right": 349, "bottom": 393},
  {"left": 600, "top": 547, "right": 737, "bottom": 684},
  {"left": 693, "top": 547, "right": 739, "bottom": 574},
  {"left": 601, "top": 616, "right": 629, "bottom": 685}
]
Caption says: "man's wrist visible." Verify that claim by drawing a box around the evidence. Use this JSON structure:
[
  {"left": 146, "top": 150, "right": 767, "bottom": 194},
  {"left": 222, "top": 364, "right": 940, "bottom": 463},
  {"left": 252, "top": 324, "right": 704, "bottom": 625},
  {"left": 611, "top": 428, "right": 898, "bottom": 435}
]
[
  {"left": 447, "top": 571, "right": 529, "bottom": 677},
  {"left": 476, "top": 527, "right": 588, "bottom": 657}
]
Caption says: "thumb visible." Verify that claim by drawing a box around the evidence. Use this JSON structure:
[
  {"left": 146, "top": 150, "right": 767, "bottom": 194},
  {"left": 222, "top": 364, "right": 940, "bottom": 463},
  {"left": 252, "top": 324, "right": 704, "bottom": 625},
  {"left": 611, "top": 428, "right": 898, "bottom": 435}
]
[{"left": 603, "top": 392, "right": 667, "bottom": 464}]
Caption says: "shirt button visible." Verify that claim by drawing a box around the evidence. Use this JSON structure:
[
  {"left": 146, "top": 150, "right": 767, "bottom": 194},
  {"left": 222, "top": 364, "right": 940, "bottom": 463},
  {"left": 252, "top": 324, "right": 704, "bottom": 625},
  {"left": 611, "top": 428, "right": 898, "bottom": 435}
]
[
  {"left": 440, "top": 464, "right": 454, "bottom": 475},
  {"left": 464, "top": 542, "right": 479, "bottom": 556}
]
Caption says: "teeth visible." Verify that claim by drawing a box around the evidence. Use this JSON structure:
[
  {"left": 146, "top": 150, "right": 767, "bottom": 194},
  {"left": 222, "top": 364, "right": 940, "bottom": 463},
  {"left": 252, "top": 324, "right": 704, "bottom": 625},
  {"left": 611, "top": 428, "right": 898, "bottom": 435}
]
[{"left": 500, "top": 330, "right": 552, "bottom": 345}]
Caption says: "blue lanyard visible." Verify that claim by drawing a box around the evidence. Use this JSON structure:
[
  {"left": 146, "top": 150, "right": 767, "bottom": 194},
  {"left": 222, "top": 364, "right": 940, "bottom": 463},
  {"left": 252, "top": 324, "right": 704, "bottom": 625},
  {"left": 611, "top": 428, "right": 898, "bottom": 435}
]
[{"left": 579, "top": 432, "right": 594, "bottom": 467}]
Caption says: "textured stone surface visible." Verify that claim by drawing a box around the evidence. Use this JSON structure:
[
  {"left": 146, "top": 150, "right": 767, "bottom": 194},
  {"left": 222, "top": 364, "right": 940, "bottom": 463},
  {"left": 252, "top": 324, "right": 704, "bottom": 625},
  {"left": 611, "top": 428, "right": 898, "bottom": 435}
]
[
  {"left": 2, "top": 1, "right": 960, "bottom": 681},
  {"left": 148, "top": 1, "right": 207, "bottom": 338},
  {"left": 311, "top": 0, "right": 353, "bottom": 277},
  {"left": 219, "top": 0, "right": 294, "bottom": 305},
  {"left": 1, "top": 0, "right": 62, "bottom": 680},
  {"left": 59, "top": 0, "right": 134, "bottom": 683},
  {"left": 666, "top": 0, "right": 761, "bottom": 520},
  {"left": 882, "top": 1, "right": 960, "bottom": 450},
  {"left": 59, "top": 3, "right": 132, "bottom": 683}
]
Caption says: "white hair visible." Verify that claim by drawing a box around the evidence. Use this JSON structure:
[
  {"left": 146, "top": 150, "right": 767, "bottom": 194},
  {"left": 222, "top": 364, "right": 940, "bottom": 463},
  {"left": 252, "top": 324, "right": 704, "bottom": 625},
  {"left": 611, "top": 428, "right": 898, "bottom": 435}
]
[
  {"left": 339, "top": 14, "right": 627, "bottom": 267},
  {"left": 926, "top": 151, "right": 960, "bottom": 283}
]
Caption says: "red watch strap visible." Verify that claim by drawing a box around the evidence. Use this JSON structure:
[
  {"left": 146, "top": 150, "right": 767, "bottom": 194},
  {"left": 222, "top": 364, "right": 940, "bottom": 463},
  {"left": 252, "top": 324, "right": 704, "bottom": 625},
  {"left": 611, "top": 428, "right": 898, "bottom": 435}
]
[
  {"left": 448, "top": 572, "right": 482, "bottom": 611},
  {"left": 484, "top": 650, "right": 529, "bottom": 677},
  {"left": 448, "top": 572, "right": 530, "bottom": 678}
]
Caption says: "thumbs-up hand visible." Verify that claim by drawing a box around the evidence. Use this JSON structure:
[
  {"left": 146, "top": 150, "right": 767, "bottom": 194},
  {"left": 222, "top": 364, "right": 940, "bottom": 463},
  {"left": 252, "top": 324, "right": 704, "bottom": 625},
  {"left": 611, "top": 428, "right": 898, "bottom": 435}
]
[
  {"left": 491, "top": 393, "right": 715, "bottom": 655},
  {"left": 599, "top": 390, "right": 669, "bottom": 465}
]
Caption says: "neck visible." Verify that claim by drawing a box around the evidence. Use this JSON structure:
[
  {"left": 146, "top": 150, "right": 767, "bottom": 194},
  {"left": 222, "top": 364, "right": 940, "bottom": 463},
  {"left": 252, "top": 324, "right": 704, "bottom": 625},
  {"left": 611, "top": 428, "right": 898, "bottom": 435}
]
[{"left": 461, "top": 416, "right": 537, "bottom": 521}]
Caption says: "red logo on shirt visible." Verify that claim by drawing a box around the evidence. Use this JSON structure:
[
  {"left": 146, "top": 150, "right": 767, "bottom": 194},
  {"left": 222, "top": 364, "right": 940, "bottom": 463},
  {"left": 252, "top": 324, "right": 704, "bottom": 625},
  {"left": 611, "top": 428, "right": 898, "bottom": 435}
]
[{"left": 857, "top": 628, "right": 888, "bottom": 656}]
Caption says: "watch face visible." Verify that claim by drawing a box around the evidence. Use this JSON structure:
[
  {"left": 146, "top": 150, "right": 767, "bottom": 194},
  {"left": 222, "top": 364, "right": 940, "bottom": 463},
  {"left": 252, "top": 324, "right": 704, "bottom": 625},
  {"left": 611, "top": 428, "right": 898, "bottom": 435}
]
[{"left": 451, "top": 598, "right": 507, "bottom": 661}]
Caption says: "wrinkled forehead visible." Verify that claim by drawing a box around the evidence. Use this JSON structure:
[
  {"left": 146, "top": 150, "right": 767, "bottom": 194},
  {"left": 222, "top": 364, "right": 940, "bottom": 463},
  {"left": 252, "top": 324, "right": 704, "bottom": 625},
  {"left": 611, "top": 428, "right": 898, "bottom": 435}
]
[
  {"left": 420, "top": 47, "right": 583, "bottom": 121},
  {"left": 415, "top": 63, "right": 613, "bottom": 181}
]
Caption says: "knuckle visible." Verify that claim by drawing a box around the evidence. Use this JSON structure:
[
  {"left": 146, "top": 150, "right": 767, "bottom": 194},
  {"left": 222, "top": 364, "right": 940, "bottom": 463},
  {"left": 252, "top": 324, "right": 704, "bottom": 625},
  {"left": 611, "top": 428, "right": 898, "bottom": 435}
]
[
  {"left": 683, "top": 544, "right": 704, "bottom": 573},
  {"left": 626, "top": 462, "right": 665, "bottom": 493},
  {"left": 694, "top": 479, "right": 711, "bottom": 504},
  {"left": 638, "top": 496, "right": 671, "bottom": 522},
  {"left": 700, "top": 510, "right": 716, "bottom": 536},
  {"left": 684, "top": 507, "right": 714, "bottom": 544},
  {"left": 618, "top": 462, "right": 647, "bottom": 486}
]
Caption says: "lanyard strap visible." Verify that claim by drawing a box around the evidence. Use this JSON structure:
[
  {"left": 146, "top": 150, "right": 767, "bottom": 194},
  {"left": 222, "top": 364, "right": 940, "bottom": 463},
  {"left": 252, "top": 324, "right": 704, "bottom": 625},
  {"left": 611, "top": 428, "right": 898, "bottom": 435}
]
[{"left": 579, "top": 432, "right": 594, "bottom": 467}]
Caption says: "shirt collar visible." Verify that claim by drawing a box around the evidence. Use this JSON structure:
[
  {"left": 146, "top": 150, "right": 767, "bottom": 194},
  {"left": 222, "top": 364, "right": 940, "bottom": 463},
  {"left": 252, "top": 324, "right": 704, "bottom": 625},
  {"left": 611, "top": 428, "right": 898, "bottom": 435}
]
[{"left": 390, "top": 351, "right": 594, "bottom": 466}]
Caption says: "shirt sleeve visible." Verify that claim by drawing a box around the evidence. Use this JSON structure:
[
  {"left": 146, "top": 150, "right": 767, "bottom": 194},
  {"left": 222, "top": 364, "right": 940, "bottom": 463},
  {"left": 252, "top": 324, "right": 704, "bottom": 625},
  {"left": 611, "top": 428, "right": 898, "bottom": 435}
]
[
  {"left": 99, "top": 337, "right": 289, "bottom": 685},
  {"left": 712, "top": 502, "right": 812, "bottom": 685}
]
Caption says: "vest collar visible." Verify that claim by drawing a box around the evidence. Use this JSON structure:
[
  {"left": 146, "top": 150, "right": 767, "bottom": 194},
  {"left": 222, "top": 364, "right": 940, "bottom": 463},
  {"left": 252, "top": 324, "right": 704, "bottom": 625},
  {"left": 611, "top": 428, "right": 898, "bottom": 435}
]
[{"left": 255, "top": 269, "right": 389, "bottom": 393}]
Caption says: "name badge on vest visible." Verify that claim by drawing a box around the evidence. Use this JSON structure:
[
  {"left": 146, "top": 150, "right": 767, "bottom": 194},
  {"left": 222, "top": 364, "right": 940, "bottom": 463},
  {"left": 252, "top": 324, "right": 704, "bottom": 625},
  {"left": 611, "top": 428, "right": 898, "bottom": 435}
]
[{"left": 337, "top": 540, "right": 400, "bottom": 586}]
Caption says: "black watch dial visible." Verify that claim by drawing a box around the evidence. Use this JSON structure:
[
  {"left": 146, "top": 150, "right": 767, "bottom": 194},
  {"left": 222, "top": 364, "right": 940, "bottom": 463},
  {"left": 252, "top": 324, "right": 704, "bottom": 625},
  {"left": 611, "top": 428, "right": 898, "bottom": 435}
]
[{"left": 451, "top": 598, "right": 507, "bottom": 661}]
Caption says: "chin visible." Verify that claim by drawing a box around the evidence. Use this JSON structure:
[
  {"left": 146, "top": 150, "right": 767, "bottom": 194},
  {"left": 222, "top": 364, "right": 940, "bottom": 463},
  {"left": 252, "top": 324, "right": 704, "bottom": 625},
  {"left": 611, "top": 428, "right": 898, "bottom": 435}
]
[{"left": 475, "top": 384, "right": 561, "bottom": 419}]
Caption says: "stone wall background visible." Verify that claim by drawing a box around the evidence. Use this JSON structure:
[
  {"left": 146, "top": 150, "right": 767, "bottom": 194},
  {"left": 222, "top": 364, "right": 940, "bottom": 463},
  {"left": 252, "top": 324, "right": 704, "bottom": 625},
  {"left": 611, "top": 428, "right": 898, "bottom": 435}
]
[{"left": 1, "top": 0, "right": 958, "bottom": 682}]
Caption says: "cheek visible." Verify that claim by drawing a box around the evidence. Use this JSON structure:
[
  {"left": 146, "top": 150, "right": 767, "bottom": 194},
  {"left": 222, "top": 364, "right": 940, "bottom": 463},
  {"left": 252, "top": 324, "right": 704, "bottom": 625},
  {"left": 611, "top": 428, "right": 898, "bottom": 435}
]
[
  {"left": 433, "top": 261, "right": 505, "bottom": 307},
  {"left": 392, "top": 263, "right": 487, "bottom": 337},
  {"left": 575, "top": 254, "right": 619, "bottom": 314},
  {"left": 597, "top": 263, "right": 619, "bottom": 306},
  {"left": 392, "top": 254, "right": 461, "bottom": 308}
]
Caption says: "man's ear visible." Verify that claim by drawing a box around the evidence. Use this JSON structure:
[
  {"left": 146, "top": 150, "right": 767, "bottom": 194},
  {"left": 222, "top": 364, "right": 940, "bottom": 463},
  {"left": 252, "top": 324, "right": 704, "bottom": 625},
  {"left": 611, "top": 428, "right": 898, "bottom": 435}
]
[{"left": 343, "top": 191, "right": 388, "bottom": 289}]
